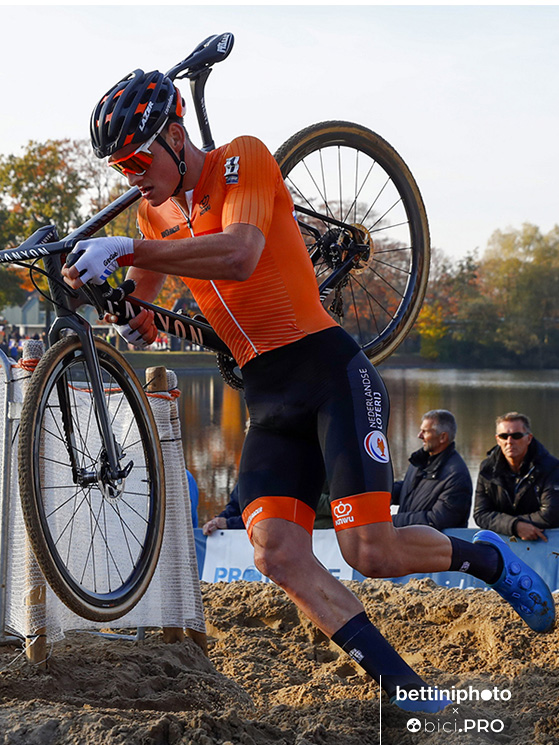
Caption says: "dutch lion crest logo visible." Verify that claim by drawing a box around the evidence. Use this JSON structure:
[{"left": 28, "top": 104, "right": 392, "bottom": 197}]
[{"left": 363, "top": 431, "right": 390, "bottom": 463}]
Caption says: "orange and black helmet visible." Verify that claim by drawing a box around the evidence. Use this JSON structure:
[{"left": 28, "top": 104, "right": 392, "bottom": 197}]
[{"left": 90, "top": 69, "right": 184, "bottom": 158}]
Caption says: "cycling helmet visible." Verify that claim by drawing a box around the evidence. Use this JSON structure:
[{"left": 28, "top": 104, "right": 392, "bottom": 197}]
[{"left": 90, "top": 69, "right": 184, "bottom": 159}]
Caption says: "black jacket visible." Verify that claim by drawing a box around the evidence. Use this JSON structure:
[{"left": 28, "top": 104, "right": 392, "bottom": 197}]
[
  {"left": 218, "top": 484, "right": 244, "bottom": 529},
  {"left": 473, "top": 438, "right": 559, "bottom": 536},
  {"left": 391, "top": 442, "right": 472, "bottom": 529}
]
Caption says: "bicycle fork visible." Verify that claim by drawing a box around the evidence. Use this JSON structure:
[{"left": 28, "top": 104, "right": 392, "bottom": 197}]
[
  {"left": 43, "top": 254, "right": 131, "bottom": 489},
  {"left": 51, "top": 314, "right": 132, "bottom": 488}
]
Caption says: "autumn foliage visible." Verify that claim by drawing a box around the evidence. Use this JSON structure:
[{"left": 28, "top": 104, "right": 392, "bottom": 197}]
[
  {"left": 1, "top": 139, "right": 559, "bottom": 367},
  {"left": 414, "top": 224, "right": 559, "bottom": 367}
]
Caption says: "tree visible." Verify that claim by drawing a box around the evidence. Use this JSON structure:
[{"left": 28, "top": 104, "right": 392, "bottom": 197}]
[
  {"left": 0, "top": 266, "right": 28, "bottom": 310},
  {"left": 68, "top": 139, "right": 139, "bottom": 239},
  {"left": 480, "top": 223, "right": 559, "bottom": 364},
  {"left": 413, "top": 247, "right": 455, "bottom": 359},
  {"left": 0, "top": 139, "right": 86, "bottom": 246},
  {"left": 413, "top": 223, "right": 559, "bottom": 367},
  {"left": 0, "top": 139, "right": 91, "bottom": 309},
  {"left": 414, "top": 248, "right": 508, "bottom": 364}
]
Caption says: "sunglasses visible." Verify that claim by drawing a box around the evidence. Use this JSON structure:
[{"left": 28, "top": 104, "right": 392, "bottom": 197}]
[
  {"left": 109, "top": 121, "right": 166, "bottom": 176},
  {"left": 496, "top": 432, "right": 528, "bottom": 440}
]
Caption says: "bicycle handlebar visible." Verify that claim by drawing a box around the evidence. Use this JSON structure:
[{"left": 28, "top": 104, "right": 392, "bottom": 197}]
[{"left": 0, "top": 234, "right": 69, "bottom": 265}]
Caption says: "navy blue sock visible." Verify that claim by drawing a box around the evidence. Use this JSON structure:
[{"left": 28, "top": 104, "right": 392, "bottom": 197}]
[
  {"left": 449, "top": 536, "right": 503, "bottom": 584},
  {"left": 331, "top": 611, "right": 425, "bottom": 698}
]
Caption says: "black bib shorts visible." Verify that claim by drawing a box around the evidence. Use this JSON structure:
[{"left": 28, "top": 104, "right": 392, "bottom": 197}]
[{"left": 238, "top": 327, "right": 394, "bottom": 535}]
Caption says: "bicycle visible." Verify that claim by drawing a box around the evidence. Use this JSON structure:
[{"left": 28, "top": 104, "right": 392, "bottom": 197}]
[{"left": 0, "top": 32, "right": 430, "bottom": 622}]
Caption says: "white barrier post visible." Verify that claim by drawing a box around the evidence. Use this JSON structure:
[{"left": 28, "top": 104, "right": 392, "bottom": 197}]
[
  {"left": 166, "top": 369, "right": 207, "bottom": 656},
  {"left": 146, "top": 365, "right": 207, "bottom": 654},
  {"left": 0, "top": 350, "right": 21, "bottom": 646},
  {"left": 146, "top": 366, "right": 184, "bottom": 645}
]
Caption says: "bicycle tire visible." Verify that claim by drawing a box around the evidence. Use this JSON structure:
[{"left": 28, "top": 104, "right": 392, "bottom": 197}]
[
  {"left": 18, "top": 336, "right": 165, "bottom": 622},
  {"left": 274, "top": 121, "right": 430, "bottom": 365}
]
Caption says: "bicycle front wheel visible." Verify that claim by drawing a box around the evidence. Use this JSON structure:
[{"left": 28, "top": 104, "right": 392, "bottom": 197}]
[
  {"left": 18, "top": 336, "right": 165, "bottom": 622},
  {"left": 275, "top": 121, "right": 430, "bottom": 364}
]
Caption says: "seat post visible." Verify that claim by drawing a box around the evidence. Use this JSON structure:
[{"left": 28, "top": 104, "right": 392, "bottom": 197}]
[{"left": 189, "top": 69, "right": 215, "bottom": 152}]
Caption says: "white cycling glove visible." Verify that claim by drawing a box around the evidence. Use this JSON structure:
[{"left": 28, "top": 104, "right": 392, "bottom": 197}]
[
  {"left": 113, "top": 322, "right": 152, "bottom": 349},
  {"left": 67, "top": 236, "right": 135, "bottom": 285}
]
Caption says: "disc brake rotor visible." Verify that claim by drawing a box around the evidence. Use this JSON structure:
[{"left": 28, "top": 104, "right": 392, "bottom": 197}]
[{"left": 350, "top": 223, "right": 374, "bottom": 275}]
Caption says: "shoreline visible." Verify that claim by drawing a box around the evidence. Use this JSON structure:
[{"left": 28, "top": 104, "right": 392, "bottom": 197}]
[{"left": 121, "top": 349, "right": 559, "bottom": 374}]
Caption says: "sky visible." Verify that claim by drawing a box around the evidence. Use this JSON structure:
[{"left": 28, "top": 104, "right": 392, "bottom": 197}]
[{"left": 1, "top": 4, "right": 559, "bottom": 260}]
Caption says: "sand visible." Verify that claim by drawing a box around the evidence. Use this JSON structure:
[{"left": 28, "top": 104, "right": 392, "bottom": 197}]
[{"left": 0, "top": 578, "right": 557, "bottom": 745}]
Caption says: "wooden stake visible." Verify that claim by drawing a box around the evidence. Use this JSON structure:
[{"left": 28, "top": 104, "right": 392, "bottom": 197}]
[
  {"left": 24, "top": 581, "right": 47, "bottom": 668},
  {"left": 145, "top": 365, "right": 168, "bottom": 395}
]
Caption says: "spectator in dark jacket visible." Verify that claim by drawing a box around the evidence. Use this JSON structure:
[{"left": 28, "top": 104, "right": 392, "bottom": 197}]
[
  {"left": 202, "top": 484, "right": 244, "bottom": 534},
  {"left": 474, "top": 411, "right": 559, "bottom": 541},
  {"left": 391, "top": 409, "right": 472, "bottom": 530}
]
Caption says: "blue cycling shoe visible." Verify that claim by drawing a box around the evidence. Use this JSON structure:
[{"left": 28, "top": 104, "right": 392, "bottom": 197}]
[{"left": 473, "top": 530, "right": 555, "bottom": 633}]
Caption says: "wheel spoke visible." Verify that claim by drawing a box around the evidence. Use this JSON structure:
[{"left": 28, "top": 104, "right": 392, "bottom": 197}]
[
  {"left": 118, "top": 494, "right": 151, "bottom": 519},
  {"left": 373, "top": 256, "right": 412, "bottom": 276},
  {"left": 51, "top": 490, "right": 91, "bottom": 546},
  {"left": 110, "top": 501, "right": 146, "bottom": 552},
  {"left": 344, "top": 156, "right": 376, "bottom": 224},
  {"left": 44, "top": 487, "right": 87, "bottom": 519}
]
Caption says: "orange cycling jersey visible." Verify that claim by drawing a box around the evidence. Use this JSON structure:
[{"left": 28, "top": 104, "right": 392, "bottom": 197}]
[{"left": 137, "top": 135, "right": 337, "bottom": 367}]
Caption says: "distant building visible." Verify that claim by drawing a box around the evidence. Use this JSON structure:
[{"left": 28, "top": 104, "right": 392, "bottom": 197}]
[{"left": 1, "top": 291, "right": 101, "bottom": 337}]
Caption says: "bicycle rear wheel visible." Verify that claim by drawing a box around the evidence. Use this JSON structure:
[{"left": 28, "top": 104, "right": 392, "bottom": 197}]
[
  {"left": 274, "top": 121, "right": 430, "bottom": 364},
  {"left": 18, "top": 336, "right": 165, "bottom": 622}
]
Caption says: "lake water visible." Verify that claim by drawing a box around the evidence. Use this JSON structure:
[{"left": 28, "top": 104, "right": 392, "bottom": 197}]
[{"left": 172, "top": 366, "right": 559, "bottom": 526}]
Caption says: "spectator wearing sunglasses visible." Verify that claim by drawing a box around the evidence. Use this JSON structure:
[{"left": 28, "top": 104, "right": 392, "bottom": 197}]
[{"left": 474, "top": 412, "right": 559, "bottom": 541}]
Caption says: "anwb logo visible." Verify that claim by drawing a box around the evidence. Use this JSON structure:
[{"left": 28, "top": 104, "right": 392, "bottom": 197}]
[{"left": 333, "top": 501, "right": 352, "bottom": 518}]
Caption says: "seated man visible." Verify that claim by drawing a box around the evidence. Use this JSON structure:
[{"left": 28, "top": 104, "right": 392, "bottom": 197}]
[
  {"left": 392, "top": 409, "right": 472, "bottom": 530},
  {"left": 474, "top": 412, "right": 559, "bottom": 541}
]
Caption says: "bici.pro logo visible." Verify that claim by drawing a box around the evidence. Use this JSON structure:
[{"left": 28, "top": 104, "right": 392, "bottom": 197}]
[{"left": 364, "top": 431, "right": 390, "bottom": 463}]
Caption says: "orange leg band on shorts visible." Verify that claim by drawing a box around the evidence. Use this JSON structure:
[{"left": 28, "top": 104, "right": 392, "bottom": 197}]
[
  {"left": 242, "top": 497, "right": 316, "bottom": 540},
  {"left": 330, "top": 491, "right": 392, "bottom": 531}
]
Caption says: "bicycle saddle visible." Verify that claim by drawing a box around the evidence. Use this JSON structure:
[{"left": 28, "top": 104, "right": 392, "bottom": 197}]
[{"left": 167, "top": 33, "right": 234, "bottom": 80}]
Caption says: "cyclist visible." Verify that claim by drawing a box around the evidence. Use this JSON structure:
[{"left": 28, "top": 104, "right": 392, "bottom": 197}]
[{"left": 62, "top": 68, "right": 555, "bottom": 712}]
